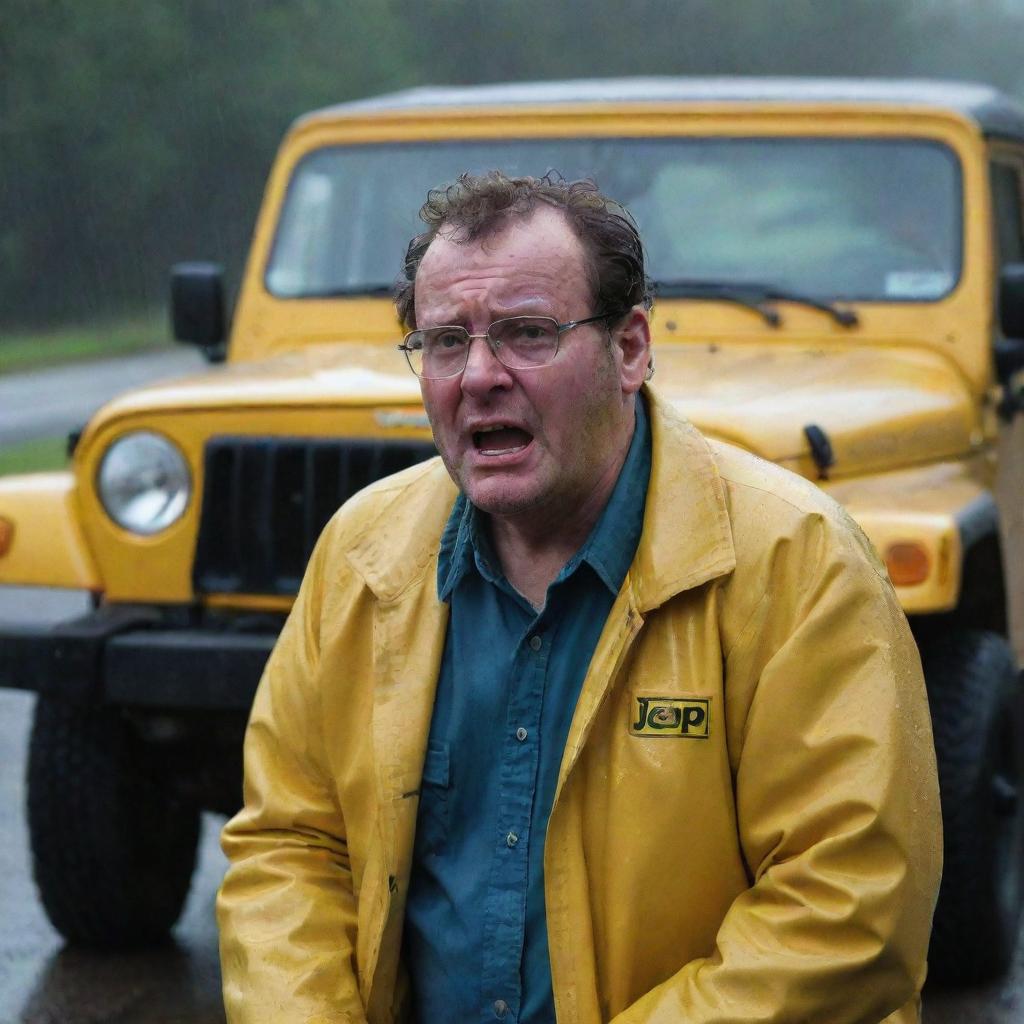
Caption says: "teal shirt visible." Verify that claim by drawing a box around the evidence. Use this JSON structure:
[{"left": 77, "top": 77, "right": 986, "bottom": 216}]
[{"left": 404, "top": 397, "right": 652, "bottom": 1024}]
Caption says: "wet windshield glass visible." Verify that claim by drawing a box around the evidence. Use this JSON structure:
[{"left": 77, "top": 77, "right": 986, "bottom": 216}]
[{"left": 266, "top": 137, "right": 961, "bottom": 303}]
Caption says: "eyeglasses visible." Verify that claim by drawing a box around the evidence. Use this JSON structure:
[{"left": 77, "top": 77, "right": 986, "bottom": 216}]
[{"left": 398, "top": 313, "right": 617, "bottom": 379}]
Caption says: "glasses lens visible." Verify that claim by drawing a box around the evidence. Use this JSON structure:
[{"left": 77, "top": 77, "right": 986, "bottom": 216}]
[
  {"left": 407, "top": 326, "right": 470, "bottom": 378},
  {"left": 488, "top": 317, "right": 559, "bottom": 368}
]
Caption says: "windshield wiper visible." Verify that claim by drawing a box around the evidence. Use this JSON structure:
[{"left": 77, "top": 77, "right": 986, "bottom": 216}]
[
  {"left": 655, "top": 279, "right": 859, "bottom": 328},
  {"left": 297, "top": 284, "right": 395, "bottom": 299},
  {"left": 655, "top": 279, "right": 781, "bottom": 327},
  {"left": 759, "top": 284, "right": 859, "bottom": 327}
]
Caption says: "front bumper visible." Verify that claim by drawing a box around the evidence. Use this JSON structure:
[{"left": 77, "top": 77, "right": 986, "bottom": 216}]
[{"left": 0, "top": 605, "right": 276, "bottom": 710}]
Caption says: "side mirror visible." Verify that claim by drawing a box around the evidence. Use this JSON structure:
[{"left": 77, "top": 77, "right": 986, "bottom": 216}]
[
  {"left": 999, "top": 263, "right": 1024, "bottom": 341},
  {"left": 995, "top": 337, "right": 1024, "bottom": 382},
  {"left": 996, "top": 265, "right": 1024, "bottom": 419},
  {"left": 171, "top": 262, "right": 226, "bottom": 362}
]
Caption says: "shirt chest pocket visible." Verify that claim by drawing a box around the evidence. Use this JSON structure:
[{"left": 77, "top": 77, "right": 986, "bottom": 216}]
[{"left": 415, "top": 741, "right": 451, "bottom": 858}]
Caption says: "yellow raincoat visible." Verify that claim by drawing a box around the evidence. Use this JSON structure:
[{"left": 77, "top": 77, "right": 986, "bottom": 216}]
[{"left": 218, "top": 388, "right": 942, "bottom": 1023}]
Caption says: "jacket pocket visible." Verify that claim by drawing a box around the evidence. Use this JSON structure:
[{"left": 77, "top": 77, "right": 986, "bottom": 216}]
[{"left": 415, "top": 741, "right": 450, "bottom": 857}]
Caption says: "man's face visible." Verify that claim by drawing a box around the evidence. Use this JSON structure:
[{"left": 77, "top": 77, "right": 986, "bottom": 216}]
[{"left": 414, "top": 207, "right": 645, "bottom": 526}]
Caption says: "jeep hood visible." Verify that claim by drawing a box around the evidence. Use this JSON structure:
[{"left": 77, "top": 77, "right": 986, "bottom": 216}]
[
  {"left": 95, "top": 340, "right": 978, "bottom": 480},
  {"left": 653, "top": 341, "right": 979, "bottom": 477}
]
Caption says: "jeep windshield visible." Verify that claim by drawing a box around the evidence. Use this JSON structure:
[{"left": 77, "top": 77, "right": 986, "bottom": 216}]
[{"left": 266, "top": 137, "right": 961, "bottom": 304}]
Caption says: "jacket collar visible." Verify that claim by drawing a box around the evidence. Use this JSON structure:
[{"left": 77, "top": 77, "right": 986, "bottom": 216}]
[
  {"left": 343, "top": 385, "right": 735, "bottom": 608},
  {"left": 343, "top": 460, "right": 457, "bottom": 603},
  {"left": 630, "top": 386, "right": 736, "bottom": 611}
]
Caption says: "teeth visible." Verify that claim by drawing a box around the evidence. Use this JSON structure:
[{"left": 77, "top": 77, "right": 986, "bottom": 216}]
[
  {"left": 472, "top": 424, "right": 528, "bottom": 457},
  {"left": 481, "top": 445, "right": 526, "bottom": 456}
]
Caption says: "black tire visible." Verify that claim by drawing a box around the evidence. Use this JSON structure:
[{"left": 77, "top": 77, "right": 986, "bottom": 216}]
[
  {"left": 26, "top": 697, "right": 201, "bottom": 948},
  {"left": 922, "top": 629, "right": 1024, "bottom": 986}
]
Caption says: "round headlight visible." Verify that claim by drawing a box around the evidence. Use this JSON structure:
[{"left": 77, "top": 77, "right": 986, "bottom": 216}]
[{"left": 97, "top": 431, "right": 191, "bottom": 535}]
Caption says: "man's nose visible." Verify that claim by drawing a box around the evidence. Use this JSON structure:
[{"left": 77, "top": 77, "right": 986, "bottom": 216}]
[{"left": 460, "top": 335, "right": 513, "bottom": 394}]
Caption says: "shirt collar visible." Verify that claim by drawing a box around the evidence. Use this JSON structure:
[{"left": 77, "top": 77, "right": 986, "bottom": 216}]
[
  {"left": 437, "top": 395, "right": 651, "bottom": 602},
  {"left": 437, "top": 492, "right": 474, "bottom": 601},
  {"left": 574, "top": 394, "right": 650, "bottom": 593}
]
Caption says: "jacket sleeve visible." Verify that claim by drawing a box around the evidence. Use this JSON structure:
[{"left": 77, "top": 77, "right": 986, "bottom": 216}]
[
  {"left": 217, "top": 535, "right": 368, "bottom": 1024},
  {"left": 612, "top": 511, "right": 943, "bottom": 1024}
]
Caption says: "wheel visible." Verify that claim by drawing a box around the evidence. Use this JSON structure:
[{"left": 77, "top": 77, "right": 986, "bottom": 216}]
[
  {"left": 27, "top": 696, "right": 201, "bottom": 948},
  {"left": 922, "top": 629, "right": 1024, "bottom": 986}
]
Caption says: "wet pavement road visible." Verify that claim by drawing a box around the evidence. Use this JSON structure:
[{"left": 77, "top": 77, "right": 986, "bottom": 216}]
[
  {"left": 0, "top": 348, "right": 205, "bottom": 445},
  {"left": 0, "top": 587, "right": 1023, "bottom": 1022}
]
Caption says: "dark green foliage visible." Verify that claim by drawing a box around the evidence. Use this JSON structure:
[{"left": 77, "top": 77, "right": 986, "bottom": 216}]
[
  {"left": 1, "top": 0, "right": 1023, "bottom": 331},
  {"left": 0, "top": 0, "right": 416, "bottom": 328}
]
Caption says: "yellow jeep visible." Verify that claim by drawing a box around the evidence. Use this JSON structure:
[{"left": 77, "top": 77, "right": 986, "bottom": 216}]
[{"left": 2, "top": 78, "right": 1023, "bottom": 985}]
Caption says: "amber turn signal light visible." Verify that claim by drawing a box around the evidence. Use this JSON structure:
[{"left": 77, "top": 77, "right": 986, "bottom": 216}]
[
  {"left": 0, "top": 516, "right": 13, "bottom": 558},
  {"left": 884, "top": 541, "right": 930, "bottom": 586}
]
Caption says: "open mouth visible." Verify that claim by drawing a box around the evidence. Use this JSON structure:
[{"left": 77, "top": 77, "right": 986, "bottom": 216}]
[{"left": 472, "top": 424, "right": 534, "bottom": 456}]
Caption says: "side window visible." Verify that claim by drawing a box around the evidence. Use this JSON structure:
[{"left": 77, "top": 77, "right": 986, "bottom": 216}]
[{"left": 990, "top": 160, "right": 1024, "bottom": 267}]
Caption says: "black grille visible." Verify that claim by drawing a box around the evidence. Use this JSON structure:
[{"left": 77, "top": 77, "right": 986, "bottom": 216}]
[{"left": 193, "top": 436, "right": 437, "bottom": 596}]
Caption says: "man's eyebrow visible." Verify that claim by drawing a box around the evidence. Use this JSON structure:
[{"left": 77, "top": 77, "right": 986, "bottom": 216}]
[
  {"left": 490, "top": 298, "right": 557, "bottom": 317},
  {"left": 419, "top": 300, "right": 555, "bottom": 326},
  {"left": 415, "top": 309, "right": 466, "bottom": 327}
]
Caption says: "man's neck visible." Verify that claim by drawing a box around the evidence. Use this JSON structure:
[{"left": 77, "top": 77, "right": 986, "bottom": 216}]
[
  {"left": 487, "top": 432, "right": 634, "bottom": 610},
  {"left": 488, "top": 521, "right": 589, "bottom": 611}
]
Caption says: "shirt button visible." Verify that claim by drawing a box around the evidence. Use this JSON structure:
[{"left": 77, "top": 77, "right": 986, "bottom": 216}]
[
  {"left": 516, "top": 726, "right": 528, "bottom": 742},
  {"left": 529, "top": 635, "right": 542, "bottom": 651},
  {"left": 505, "top": 831, "right": 519, "bottom": 848},
  {"left": 493, "top": 1000, "right": 509, "bottom": 1019}
]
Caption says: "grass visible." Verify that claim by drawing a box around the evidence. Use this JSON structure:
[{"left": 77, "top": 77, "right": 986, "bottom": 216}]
[
  {"left": 0, "top": 436, "right": 70, "bottom": 477},
  {"left": 0, "top": 311, "right": 170, "bottom": 375},
  {"left": 0, "top": 311, "right": 171, "bottom": 477}
]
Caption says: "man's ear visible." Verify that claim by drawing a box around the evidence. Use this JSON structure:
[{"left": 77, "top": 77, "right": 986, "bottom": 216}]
[{"left": 614, "top": 306, "right": 652, "bottom": 396}]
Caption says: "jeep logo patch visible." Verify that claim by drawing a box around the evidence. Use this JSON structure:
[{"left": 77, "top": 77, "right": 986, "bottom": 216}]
[{"left": 630, "top": 695, "right": 710, "bottom": 738}]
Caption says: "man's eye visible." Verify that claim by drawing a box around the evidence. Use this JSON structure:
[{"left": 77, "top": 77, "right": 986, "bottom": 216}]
[
  {"left": 431, "top": 331, "right": 466, "bottom": 350},
  {"left": 502, "top": 320, "right": 553, "bottom": 343}
]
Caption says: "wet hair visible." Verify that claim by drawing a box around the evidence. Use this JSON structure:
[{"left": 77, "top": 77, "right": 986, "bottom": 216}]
[{"left": 394, "top": 170, "right": 653, "bottom": 329}]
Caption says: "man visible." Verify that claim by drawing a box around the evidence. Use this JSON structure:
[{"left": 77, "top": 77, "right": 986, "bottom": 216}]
[{"left": 218, "top": 173, "right": 941, "bottom": 1023}]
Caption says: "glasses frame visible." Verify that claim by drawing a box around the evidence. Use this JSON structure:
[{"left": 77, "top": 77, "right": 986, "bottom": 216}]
[{"left": 397, "top": 312, "right": 618, "bottom": 379}]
